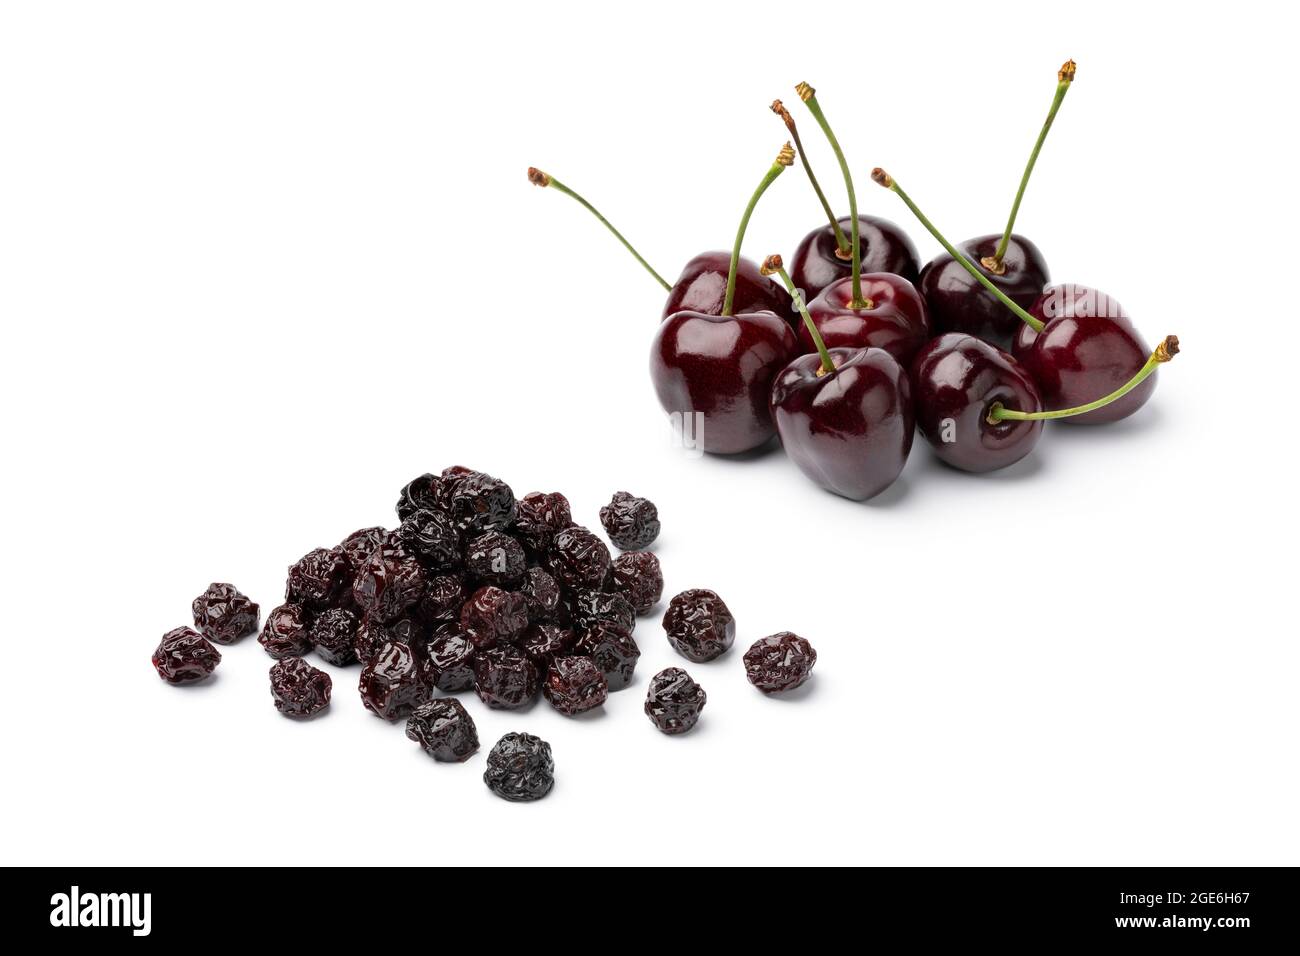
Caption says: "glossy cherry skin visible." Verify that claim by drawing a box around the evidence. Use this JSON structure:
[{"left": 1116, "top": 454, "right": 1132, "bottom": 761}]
[
  {"left": 802, "top": 274, "right": 931, "bottom": 367},
  {"left": 789, "top": 215, "right": 920, "bottom": 301},
  {"left": 1013, "top": 284, "right": 1154, "bottom": 425},
  {"left": 661, "top": 251, "right": 791, "bottom": 321},
  {"left": 917, "top": 234, "right": 1049, "bottom": 351},
  {"left": 910, "top": 334, "right": 1044, "bottom": 472},
  {"left": 651, "top": 309, "right": 799, "bottom": 455},
  {"left": 770, "top": 347, "right": 913, "bottom": 500}
]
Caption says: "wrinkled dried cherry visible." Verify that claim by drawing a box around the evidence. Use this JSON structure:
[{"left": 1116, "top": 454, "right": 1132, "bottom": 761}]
[
  {"left": 259, "top": 603, "right": 312, "bottom": 659},
  {"left": 543, "top": 656, "right": 608, "bottom": 716},
  {"left": 396, "top": 473, "right": 446, "bottom": 521},
  {"left": 398, "top": 508, "right": 461, "bottom": 570},
  {"left": 191, "top": 582, "right": 260, "bottom": 644},
  {"left": 518, "top": 567, "right": 562, "bottom": 622},
  {"left": 610, "top": 551, "right": 664, "bottom": 615},
  {"left": 459, "top": 585, "right": 528, "bottom": 648},
  {"left": 574, "top": 622, "right": 640, "bottom": 691},
  {"left": 464, "top": 531, "right": 527, "bottom": 587},
  {"left": 644, "top": 667, "right": 707, "bottom": 735},
  {"left": 473, "top": 645, "right": 539, "bottom": 710},
  {"left": 422, "top": 623, "right": 477, "bottom": 692},
  {"left": 599, "top": 491, "right": 661, "bottom": 551},
  {"left": 416, "top": 573, "right": 467, "bottom": 623},
  {"left": 286, "top": 547, "right": 349, "bottom": 608},
  {"left": 152, "top": 626, "right": 221, "bottom": 684},
  {"left": 358, "top": 640, "right": 428, "bottom": 720},
  {"left": 519, "top": 623, "right": 574, "bottom": 671},
  {"left": 514, "top": 491, "right": 573, "bottom": 554},
  {"left": 447, "top": 470, "right": 516, "bottom": 535},
  {"left": 351, "top": 543, "right": 425, "bottom": 622},
  {"left": 663, "top": 589, "right": 735, "bottom": 663},
  {"left": 743, "top": 632, "right": 817, "bottom": 693},
  {"left": 269, "top": 656, "right": 332, "bottom": 717},
  {"left": 567, "top": 588, "right": 635, "bottom": 635},
  {"left": 546, "top": 525, "right": 611, "bottom": 591},
  {"left": 405, "top": 698, "right": 479, "bottom": 762},
  {"left": 484, "top": 732, "right": 554, "bottom": 802},
  {"left": 353, "top": 613, "right": 421, "bottom": 665},
  {"left": 310, "top": 607, "right": 360, "bottom": 666}
]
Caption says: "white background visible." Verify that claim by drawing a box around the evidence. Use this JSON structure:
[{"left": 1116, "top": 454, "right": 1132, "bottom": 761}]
[{"left": 2, "top": 1, "right": 1296, "bottom": 866}]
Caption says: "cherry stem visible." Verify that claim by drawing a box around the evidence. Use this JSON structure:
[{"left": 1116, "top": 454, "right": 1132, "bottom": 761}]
[
  {"left": 528, "top": 167, "right": 671, "bottom": 291},
  {"left": 722, "top": 143, "right": 795, "bottom": 316},
  {"left": 871, "top": 168, "right": 1045, "bottom": 333},
  {"left": 989, "top": 60, "right": 1076, "bottom": 270},
  {"left": 772, "top": 99, "right": 849, "bottom": 255},
  {"left": 989, "top": 336, "right": 1180, "bottom": 423},
  {"left": 797, "top": 83, "right": 865, "bottom": 307},
  {"left": 763, "top": 254, "right": 834, "bottom": 376}
]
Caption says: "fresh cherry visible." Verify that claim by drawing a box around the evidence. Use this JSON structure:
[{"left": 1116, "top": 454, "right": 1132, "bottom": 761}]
[
  {"left": 661, "top": 250, "right": 791, "bottom": 319},
  {"left": 1013, "top": 285, "right": 1158, "bottom": 425},
  {"left": 765, "top": 256, "right": 913, "bottom": 499},
  {"left": 916, "top": 62, "right": 1075, "bottom": 350},
  {"left": 804, "top": 273, "right": 930, "bottom": 366},
  {"left": 910, "top": 333, "right": 1044, "bottom": 472},
  {"left": 650, "top": 145, "right": 800, "bottom": 455},
  {"left": 873, "top": 167, "right": 1176, "bottom": 428}
]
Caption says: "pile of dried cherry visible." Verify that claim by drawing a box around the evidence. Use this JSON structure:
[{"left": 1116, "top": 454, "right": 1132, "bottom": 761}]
[{"left": 151, "top": 467, "right": 817, "bottom": 802}]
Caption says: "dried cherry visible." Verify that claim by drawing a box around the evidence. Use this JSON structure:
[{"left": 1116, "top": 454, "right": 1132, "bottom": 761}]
[
  {"left": 464, "top": 531, "right": 527, "bottom": 587},
  {"left": 514, "top": 491, "right": 573, "bottom": 554},
  {"left": 517, "top": 567, "right": 562, "bottom": 622},
  {"left": 269, "top": 656, "right": 332, "bottom": 717},
  {"left": 353, "top": 614, "right": 421, "bottom": 665},
  {"left": 405, "top": 698, "right": 479, "bottom": 762},
  {"left": 259, "top": 603, "right": 312, "bottom": 659},
  {"left": 152, "top": 626, "right": 221, "bottom": 684},
  {"left": 191, "top": 582, "right": 260, "bottom": 644},
  {"left": 599, "top": 491, "right": 661, "bottom": 551},
  {"left": 663, "top": 589, "right": 735, "bottom": 663},
  {"left": 351, "top": 542, "right": 425, "bottom": 622},
  {"left": 398, "top": 508, "right": 461, "bottom": 570},
  {"left": 644, "top": 667, "right": 707, "bottom": 735},
  {"left": 546, "top": 526, "right": 611, "bottom": 591},
  {"left": 459, "top": 585, "right": 528, "bottom": 648},
  {"left": 472, "top": 645, "right": 539, "bottom": 710},
  {"left": 743, "top": 632, "right": 817, "bottom": 693},
  {"left": 543, "top": 656, "right": 608, "bottom": 717},
  {"left": 422, "top": 623, "right": 476, "bottom": 692},
  {"left": 358, "top": 640, "right": 428, "bottom": 720},
  {"left": 483, "top": 732, "right": 554, "bottom": 802},
  {"left": 574, "top": 622, "right": 640, "bottom": 691},
  {"left": 310, "top": 607, "right": 360, "bottom": 666},
  {"left": 337, "top": 527, "right": 395, "bottom": 573},
  {"left": 447, "top": 470, "right": 516, "bottom": 535},
  {"left": 519, "top": 622, "right": 574, "bottom": 671},
  {"left": 286, "top": 547, "right": 349, "bottom": 609},
  {"left": 416, "top": 573, "right": 468, "bottom": 623},
  {"left": 567, "top": 588, "right": 635, "bottom": 635},
  {"left": 610, "top": 551, "right": 664, "bottom": 615},
  {"left": 396, "top": 473, "right": 446, "bottom": 521}
]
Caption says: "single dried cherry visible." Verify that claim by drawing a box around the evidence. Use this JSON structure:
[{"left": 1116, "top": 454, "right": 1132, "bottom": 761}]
[
  {"left": 152, "top": 626, "right": 221, "bottom": 684},
  {"left": 519, "top": 623, "right": 575, "bottom": 671},
  {"left": 574, "top": 622, "right": 640, "bottom": 691},
  {"left": 269, "top": 656, "right": 332, "bottom": 717},
  {"left": 396, "top": 473, "right": 446, "bottom": 521},
  {"left": 416, "top": 573, "right": 468, "bottom": 623},
  {"left": 447, "top": 470, "right": 516, "bottom": 535},
  {"left": 398, "top": 508, "right": 461, "bottom": 569},
  {"left": 663, "top": 589, "right": 735, "bottom": 663},
  {"left": 422, "top": 623, "right": 477, "bottom": 692},
  {"left": 543, "top": 656, "right": 608, "bottom": 716},
  {"left": 259, "top": 603, "right": 312, "bottom": 659},
  {"left": 610, "top": 551, "right": 664, "bottom": 615},
  {"left": 483, "top": 732, "right": 554, "bottom": 802},
  {"left": 473, "top": 645, "right": 539, "bottom": 710},
  {"left": 513, "top": 491, "right": 573, "bottom": 554},
  {"left": 464, "top": 531, "right": 527, "bottom": 587},
  {"left": 191, "top": 582, "right": 260, "bottom": 644},
  {"left": 351, "top": 542, "right": 425, "bottom": 622},
  {"left": 286, "top": 547, "right": 349, "bottom": 609},
  {"left": 743, "top": 632, "right": 817, "bottom": 693},
  {"left": 518, "top": 567, "right": 562, "bottom": 622},
  {"left": 337, "top": 527, "right": 395, "bottom": 573},
  {"left": 567, "top": 588, "right": 635, "bottom": 635},
  {"left": 358, "top": 640, "right": 428, "bottom": 720},
  {"left": 405, "top": 698, "right": 479, "bottom": 762},
  {"left": 310, "top": 607, "right": 360, "bottom": 666},
  {"left": 459, "top": 585, "right": 528, "bottom": 648},
  {"left": 599, "top": 491, "right": 661, "bottom": 551},
  {"left": 353, "top": 613, "right": 421, "bottom": 665},
  {"left": 546, "top": 526, "right": 611, "bottom": 591},
  {"left": 644, "top": 667, "right": 707, "bottom": 735}
]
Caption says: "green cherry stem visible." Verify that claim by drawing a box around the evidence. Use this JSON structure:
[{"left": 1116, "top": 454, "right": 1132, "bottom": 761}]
[
  {"left": 871, "top": 167, "right": 1045, "bottom": 333},
  {"left": 771, "top": 99, "right": 849, "bottom": 256},
  {"left": 763, "top": 254, "right": 834, "bottom": 375},
  {"left": 989, "top": 336, "right": 1180, "bottom": 423},
  {"left": 528, "top": 167, "right": 671, "bottom": 291},
  {"left": 722, "top": 142, "right": 795, "bottom": 316},
  {"left": 985, "top": 59, "right": 1077, "bottom": 273},
  {"left": 797, "top": 82, "right": 864, "bottom": 307}
]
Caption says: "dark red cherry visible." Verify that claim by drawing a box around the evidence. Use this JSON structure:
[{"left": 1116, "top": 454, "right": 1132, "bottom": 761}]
[
  {"left": 910, "top": 333, "right": 1044, "bottom": 472},
  {"left": 770, "top": 347, "right": 913, "bottom": 500},
  {"left": 652, "top": 309, "right": 799, "bottom": 455},
  {"left": 802, "top": 273, "right": 931, "bottom": 366},
  {"left": 789, "top": 215, "right": 920, "bottom": 301},
  {"left": 1013, "top": 284, "right": 1154, "bottom": 425},
  {"left": 661, "top": 251, "right": 791, "bottom": 321},
  {"left": 918, "top": 234, "right": 1049, "bottom": 351}
]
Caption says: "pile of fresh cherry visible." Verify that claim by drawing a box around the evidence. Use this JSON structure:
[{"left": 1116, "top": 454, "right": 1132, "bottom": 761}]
[
  {"left": 151, "top": 467, "right": 817, "bottom": 802},
  {"left": 531, "top": 63, "right": 1180, "bottom": 499}
]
